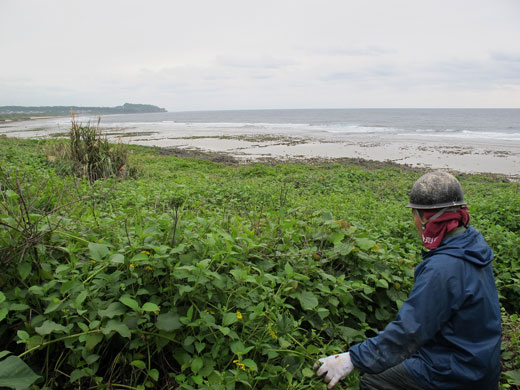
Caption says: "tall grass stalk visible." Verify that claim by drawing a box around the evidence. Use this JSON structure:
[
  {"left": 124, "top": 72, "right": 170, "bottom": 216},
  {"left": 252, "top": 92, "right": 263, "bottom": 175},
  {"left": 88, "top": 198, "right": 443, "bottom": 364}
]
[
  {"left": 46, "top": 114, "right": 134, "bottom": 182},
  {"left": 69, "top": 116, "right": 128, "bottom": 182}
]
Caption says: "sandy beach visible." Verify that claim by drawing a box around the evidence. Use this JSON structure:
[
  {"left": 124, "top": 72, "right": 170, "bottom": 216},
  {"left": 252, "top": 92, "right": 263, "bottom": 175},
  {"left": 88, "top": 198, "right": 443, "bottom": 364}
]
[
  {"left": 124, "top": 130, "right": 519, "bottom": 179},
  {"left": 1, "top": 115, "right": 519, "bottom": 179}
]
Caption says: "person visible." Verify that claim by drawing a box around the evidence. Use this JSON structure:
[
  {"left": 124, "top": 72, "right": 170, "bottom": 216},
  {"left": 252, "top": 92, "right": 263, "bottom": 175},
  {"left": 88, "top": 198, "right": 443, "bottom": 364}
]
[{"left": 313, "top": 171, "right": 502, "bottom": 389}]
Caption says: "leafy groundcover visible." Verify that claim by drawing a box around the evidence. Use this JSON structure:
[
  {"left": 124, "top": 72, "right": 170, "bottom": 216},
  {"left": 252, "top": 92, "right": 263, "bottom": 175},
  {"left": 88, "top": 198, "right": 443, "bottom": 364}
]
[{"left": 0, "top": 137, "right": 519, "bottom": 389}]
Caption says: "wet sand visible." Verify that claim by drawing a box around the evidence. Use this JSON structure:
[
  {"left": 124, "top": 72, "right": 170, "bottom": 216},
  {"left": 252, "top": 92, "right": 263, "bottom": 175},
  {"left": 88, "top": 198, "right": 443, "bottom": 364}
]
[
  {"left": 126, "top": 132, "right": 519, "bottom": 179},
  {"left": 1, "top": 118, "right": 519, "bottom": 179}
]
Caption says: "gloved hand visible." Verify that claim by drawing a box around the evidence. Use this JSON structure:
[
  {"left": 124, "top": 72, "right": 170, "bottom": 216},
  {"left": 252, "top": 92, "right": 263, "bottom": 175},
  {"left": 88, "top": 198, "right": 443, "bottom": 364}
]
[{"left": 313, "top": 352, "right": 354, "bottom": 389}]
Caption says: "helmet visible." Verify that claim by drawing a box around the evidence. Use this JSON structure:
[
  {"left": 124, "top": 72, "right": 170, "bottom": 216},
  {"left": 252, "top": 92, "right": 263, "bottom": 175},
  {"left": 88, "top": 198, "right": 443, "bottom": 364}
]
[{"left": 407, "top": 171, "right": 466, "bottom": 209}]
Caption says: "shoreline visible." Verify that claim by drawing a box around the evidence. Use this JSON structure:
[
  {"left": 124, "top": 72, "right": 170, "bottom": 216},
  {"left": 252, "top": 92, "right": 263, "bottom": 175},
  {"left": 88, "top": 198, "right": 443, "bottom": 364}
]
[
  {"left": 126, "top": 131, "right": 519, "bottom": 180},
  {"left": 151, "top": 145, "right": 517, "bottom": 182},
  {"left": 1, "top": 116, "right": 519, "bottom": 180}
]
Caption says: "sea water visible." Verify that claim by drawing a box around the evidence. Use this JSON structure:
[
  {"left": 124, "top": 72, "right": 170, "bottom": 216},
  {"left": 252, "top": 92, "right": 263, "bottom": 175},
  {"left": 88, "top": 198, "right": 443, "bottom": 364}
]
[{"left": 2, "top": 108, "right": 520, "bottom": 142}]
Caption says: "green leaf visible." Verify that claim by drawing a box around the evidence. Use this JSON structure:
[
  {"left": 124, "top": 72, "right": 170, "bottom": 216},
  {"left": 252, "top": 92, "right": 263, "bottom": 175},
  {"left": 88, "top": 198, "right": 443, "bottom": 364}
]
[
  {"left": 17, "top": 263, "right": 31, "bottom": 282},
  {"left": 178, "top": 285, "right": 193, "bottom": 296},
  {"left": 88, "top": 242, "right": 109, "bottom": 261},
  {"left": 504, "top": 370, "right": 520, "bottom": 385},
  {"left": 329, "top": 231, "right": 344, "bottom": 245},
  {"left": 336, "top": 241, "right": 354, "bottom": 256},
  {"left": 306, "top": 345, "right": 321, "bottom": 354},
  {"left": 130, "top": 360, "right": 146, "bottom": 370},
  {"left": 0, "top": 352, "right": 9, "bottom": 360},
  {"left": 9, "top": 304, "right": 29, "bottom": 311},
  {"left": 75, "top": 290, "right": 88, "bottom": 306},
  {"left": 130, "top": 253, "right": 148, "bottom": 262},
  {"left": 242, "top": 358, "right": 257, "bottom": 371},
  {"left": 230, "top": 340, "right": 249, "bottom": 355},
  {"left": 320, "top": 210, "right": 334, "bottom": 221},
  {"left": 109, "top": 253, "right": 125, "bottom": 264},
  {"left": 119, "top": 296, "right": 140, "bottom": 312},
  {"left": 278, "top": 337, "right": 291, "bottom": 348},
  {"left": 85, "top": 333, "right": 103, "bottom": 350},
  {"left": 302, "top": 367, "right": 315, "bottom": 377},
  {"left": 55, "top": 264, "right": 70, "bottom": 274},
  {"left": 26, "top": 335, "right": 43, "bottom": 351},
  {"left": 0, "top": 355, "right": 41, "bottom": 390},
  {"left": 297, "top": 291, "right": 318, "bottom": 310},
  {"left": 355, "top": 237, "right": 376, "bottom": 251},
  {"left": 338, "top": 326, "right": 363, "bottom": 342},
  {"left": 35, "top": 320, "right": 67, "bottom": 336},
  {"left": 186, "top": 306, "right": 194, "bottom": 321},
  {"left": 44, "top": 300, "right": 62, "bottom": 314},
  {"left": 222, "top": 312, "right": 238, "bottom": 326},
  {"left": 59, "top": 280, "right": 77, "bottom": 295},
  {"left": 284, "top": 263, "right": 294, "bottom": 278},
  {"left": 98, "top": 302, "right": 127, "bottom": 319},
  {"left": 142, "top": 302, "right": 160, "bottom": 312},
  {"left": 5, "top": 189, "right": 19, "bottom": 200},
  {"left": 191, "top": 357, "right": 203, "bottom": 374},
  {"left": 0, "top": 308, "right": 8, "bottom": 323},
  {"left": 217, "top": 326, "right": 230, "bottom": 336},
  {"left": 195, "top": 342, "right": 205, "bottom": 354},
  {"left": 85, "top": 354, "right": 99, "bottom": 364},
  {"left": 156, "top": 312, "right": 182, "bottom": 331},
  {"left": 70, "top": 368, "right": 88, "bottom": 383},
  {"left": 102, "top": 320, "right": 131, "bottom": 338},
  {"left": 148, "top": 368, "right": 159, "bottom": 381},
  {"left": 16, "top": 331, "right": 29, "bottom": 342},
  {"left": 376, "top": 279, "right": 389, "bottom": 289},
  {"left": 0, "top": 292, "right": 5, "bottom": 305}
]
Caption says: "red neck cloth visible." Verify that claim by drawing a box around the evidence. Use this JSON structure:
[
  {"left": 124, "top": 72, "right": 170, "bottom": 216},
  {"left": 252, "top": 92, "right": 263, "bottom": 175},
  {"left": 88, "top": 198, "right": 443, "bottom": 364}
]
[{"left": 422, "top": 207, "right": 470, "bottom": 249}]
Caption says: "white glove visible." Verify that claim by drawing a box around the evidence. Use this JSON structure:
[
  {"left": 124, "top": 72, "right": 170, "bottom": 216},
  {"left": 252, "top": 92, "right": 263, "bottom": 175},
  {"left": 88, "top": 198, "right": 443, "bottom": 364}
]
[{"left": 313, "top": 352, "right": 354, "bottom": 389}]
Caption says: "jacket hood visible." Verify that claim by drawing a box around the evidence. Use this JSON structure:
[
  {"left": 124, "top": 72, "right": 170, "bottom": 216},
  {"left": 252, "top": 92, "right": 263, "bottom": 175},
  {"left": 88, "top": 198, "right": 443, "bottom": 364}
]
[{"left": 422, "top": 226, "right": 493, "bottom": 266}]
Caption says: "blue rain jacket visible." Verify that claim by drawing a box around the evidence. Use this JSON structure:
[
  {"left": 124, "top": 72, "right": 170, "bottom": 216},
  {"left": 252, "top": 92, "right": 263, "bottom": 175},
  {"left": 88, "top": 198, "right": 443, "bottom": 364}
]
[{"left": 349, "top": 226, "right": 501, "bottom": 389}]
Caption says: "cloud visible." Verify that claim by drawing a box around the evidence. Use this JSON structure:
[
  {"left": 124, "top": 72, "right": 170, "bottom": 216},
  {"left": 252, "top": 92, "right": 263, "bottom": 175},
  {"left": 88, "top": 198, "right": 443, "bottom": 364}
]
[
  {"left": 490, "top": 51, "right": 520, "bottom": 63},
  {"left": 321, "top": 63, "right": 402, "bottom": 83},
  {"left": 217, "top": 55, "right": 297, "bottom": 69},
  {"left": 309, "top": 45, "right": 397, "bottom": 57},
  {"left": 428, "top": 57, "right": 520, "bottom": 86}
]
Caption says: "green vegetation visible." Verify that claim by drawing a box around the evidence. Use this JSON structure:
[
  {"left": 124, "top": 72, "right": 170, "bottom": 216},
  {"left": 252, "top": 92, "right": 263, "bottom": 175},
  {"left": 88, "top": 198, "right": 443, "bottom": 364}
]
[
  {"left": 44, "top": 117, "right": 136, "bottom": 182},
  {"left": 0, "top": 103, "right": 166, "bottom": 121},
  {"left": 0, "top": 136, "right": 518, "bottom": 389}
]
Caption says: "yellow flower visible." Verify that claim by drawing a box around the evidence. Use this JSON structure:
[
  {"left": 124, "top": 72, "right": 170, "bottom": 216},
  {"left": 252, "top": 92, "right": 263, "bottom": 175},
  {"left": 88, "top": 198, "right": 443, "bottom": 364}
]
[
  {"left": 129, "top": 263, "right": 135, "bottom": 269},
  {"left": 233, "top": 360, "right": 246, "bottom": 371},
  {"left": 140, "top": 250, "right": 150, "bottom": 255},
  {"left": 90, "top": 260, "right": 96, "bottom": 264},
  {"left": 153, "top": 310, "right": 160, "bottom": 315},
  {"left": 236, "top": 311, "right": 243, "bottom": 320},
  {"left": 145, "top": 266, "right": 153, "bottom": 271}
]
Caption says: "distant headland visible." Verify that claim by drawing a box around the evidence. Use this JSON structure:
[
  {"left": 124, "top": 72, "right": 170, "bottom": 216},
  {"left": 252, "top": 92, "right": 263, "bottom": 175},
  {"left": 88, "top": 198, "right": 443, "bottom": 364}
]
[{"left": 0, "top": 103, "right": 167, "bottom": 121}]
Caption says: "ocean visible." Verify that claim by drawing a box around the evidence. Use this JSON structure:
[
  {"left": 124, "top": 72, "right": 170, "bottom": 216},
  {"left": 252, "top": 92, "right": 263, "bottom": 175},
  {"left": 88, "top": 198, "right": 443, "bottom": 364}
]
[{"left": 2, "top": 108, "right": 520, "bottom": 142}]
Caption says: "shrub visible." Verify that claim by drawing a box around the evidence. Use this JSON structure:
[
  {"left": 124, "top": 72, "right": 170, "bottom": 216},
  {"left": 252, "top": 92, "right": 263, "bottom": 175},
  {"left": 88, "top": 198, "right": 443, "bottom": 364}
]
[{"left": 46, "top": 116, "right": 135, "bottom": 182}]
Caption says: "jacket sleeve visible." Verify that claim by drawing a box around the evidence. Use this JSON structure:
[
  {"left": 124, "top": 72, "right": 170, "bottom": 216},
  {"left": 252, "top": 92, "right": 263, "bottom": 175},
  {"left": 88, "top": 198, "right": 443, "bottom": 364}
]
[{"left": 348, "top": 257, "right": 463, "bottom": 374}]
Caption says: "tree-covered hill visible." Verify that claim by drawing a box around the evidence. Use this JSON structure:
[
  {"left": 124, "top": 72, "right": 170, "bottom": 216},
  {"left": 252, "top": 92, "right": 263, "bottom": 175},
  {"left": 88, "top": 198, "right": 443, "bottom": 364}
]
[{"left": 0, "top": 103, "right": 166, "bottom": 119}]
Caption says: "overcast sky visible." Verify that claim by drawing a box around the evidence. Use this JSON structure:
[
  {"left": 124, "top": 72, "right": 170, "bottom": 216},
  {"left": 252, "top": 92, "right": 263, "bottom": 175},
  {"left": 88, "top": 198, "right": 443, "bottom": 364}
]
[{"left": 1, "top": 0, "right": 519, "bottom": 111}]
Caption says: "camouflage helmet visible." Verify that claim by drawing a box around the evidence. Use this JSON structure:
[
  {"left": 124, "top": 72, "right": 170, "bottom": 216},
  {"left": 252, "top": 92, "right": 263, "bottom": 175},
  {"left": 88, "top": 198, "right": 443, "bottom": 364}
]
[{"left": 406, "top": 171, "right": 466, "bottom": 209}]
